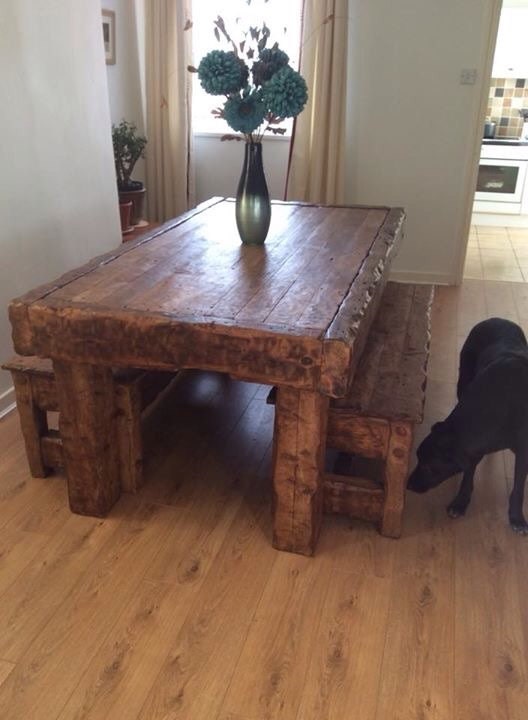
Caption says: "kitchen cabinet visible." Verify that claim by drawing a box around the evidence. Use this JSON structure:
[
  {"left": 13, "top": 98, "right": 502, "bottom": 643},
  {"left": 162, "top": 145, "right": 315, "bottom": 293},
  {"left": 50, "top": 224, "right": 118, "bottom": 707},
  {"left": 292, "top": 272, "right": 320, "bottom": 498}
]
[{"left": 492, "top": 7, "right": 528, "bottom": 78}]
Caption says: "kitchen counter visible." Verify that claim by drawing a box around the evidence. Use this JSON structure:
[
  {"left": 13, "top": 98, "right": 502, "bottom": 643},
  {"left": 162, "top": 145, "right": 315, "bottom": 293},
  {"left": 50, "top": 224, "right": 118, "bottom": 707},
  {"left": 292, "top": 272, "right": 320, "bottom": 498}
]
[{"left": 482, "top": 138, "right": 528, "bottom": 146}]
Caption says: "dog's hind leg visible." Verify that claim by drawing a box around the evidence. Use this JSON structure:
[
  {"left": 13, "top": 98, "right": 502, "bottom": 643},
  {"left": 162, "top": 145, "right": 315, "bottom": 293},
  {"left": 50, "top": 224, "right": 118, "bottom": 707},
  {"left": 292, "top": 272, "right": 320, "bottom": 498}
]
[
  {"left": 447, "top": 463, "right": 477, "bottom": 518},
  {"left": 457, "top": 347, "right": 478, "bottom": 400},
  {"left": 509, "top": 450, "right": 528, "bottom": 534}
]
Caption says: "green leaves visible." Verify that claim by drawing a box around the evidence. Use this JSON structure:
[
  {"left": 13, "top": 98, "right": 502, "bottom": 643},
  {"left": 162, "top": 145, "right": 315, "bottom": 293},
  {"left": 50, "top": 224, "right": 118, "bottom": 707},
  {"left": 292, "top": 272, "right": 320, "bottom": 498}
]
[{"left": 111, "top": 120, "right": 147, "bottom": 190}]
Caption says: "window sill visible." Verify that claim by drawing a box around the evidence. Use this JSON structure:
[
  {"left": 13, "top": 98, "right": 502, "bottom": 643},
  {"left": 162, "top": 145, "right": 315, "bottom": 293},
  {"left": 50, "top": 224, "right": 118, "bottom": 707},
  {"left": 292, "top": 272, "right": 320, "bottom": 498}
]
[{"left": 193, "top": 131, "right": 291, "bottom": 142}]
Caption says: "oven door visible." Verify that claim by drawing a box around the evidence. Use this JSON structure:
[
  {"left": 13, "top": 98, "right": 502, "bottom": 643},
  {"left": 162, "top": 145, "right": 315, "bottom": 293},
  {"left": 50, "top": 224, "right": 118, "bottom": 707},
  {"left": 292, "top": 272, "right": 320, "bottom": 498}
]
[{"left": 475, "top": 159, "right": 527, "bottom": 203}]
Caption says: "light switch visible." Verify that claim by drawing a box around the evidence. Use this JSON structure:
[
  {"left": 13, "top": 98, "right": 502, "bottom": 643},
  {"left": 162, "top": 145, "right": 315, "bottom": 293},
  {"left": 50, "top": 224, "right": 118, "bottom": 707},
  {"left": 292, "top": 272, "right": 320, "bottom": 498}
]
[{"left": 460, "top": 68, "right": 478, "bottom": 85}]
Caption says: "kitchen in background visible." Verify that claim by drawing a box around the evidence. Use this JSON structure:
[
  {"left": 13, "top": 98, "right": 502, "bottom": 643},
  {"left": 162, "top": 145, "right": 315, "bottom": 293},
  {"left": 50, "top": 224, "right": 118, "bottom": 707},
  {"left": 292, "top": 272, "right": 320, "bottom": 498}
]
[{"left": 466, "top": 1, "right": 528, "bottom": 282}]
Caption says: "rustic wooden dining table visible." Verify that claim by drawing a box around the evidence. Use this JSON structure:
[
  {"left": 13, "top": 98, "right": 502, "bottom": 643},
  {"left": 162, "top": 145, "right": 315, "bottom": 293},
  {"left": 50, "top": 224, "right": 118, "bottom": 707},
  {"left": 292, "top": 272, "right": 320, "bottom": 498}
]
[{"left": 9, "top": 198, "right": 404, "bottom": 555}]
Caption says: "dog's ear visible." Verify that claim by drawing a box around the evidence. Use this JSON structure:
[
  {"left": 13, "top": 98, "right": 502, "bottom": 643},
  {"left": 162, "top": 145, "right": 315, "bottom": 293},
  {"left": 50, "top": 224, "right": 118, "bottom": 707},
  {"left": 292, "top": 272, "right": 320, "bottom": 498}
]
[
  {"left": 430, "top": 420, "right": 455, "bottom": 450},
  {"left": 430, "top": 419, "right": 470, "bottom": 468}
]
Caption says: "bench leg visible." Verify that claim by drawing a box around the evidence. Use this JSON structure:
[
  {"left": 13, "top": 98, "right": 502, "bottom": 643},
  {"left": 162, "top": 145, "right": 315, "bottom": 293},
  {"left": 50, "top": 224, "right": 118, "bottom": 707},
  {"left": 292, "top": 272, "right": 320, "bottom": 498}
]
[
  {"left": 12, "top": 372, "right": 50, "bottom": 478},
  {"left": 271, "top": 387, "right": 328, "bottom": 555},
  {"left": 115, "top": 382, "right": 143, "bottom": 493},
  {"left": 53, "top": 361, "right": 121, "bottom": 517},
  {"left": 380, "top": 421, "right": 412, "bottom": 538}
]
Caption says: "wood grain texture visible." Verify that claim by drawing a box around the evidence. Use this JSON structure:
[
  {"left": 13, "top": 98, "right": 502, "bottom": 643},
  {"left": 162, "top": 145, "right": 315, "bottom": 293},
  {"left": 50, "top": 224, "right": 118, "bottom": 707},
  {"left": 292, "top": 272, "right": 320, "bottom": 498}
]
[
  {"left": 321, "top": 207, "right": 405, "bottom": 397},
  {"left": 453, "top": 456, "right": 528, "bottom": 720},
  {"left": 272, "top": 387, "right": 328, "bottom": 555},
  {"left": 332, "top": 282, "right": 433, "bottom": 421},
  {"left": 324, "top": 283, "right": 432, "bottom": 538},
  {"left": 4, "top": 357, "right": 176, "bottom": 495},
  {"left": 326, "top": 414, "right": 390, "bottom": 458},
  {"left": 0, "top": 662, "right": 14, "bottom": 691},
  {"left": 220, "top": 553, "right": 333, "bottom": 720},
  {"left": 0, "top": 278, "right": 527, "bottom": 720},
  {"left": 9, "top": 202, "right": 399, "bottom": 396},
  {"left": 10, "top": 373, "right": 49, "bottom": 477},
  {"left": 8, "top": 198, "right": 224, "bottom": 355},
  {"left": 53, "top": 361, "right": 121, "bottom": 516},
  {"left": 7, "top": 202, "right": 402, "bottom": 541},
  {"left": 294, "top": 570, "right": 392, "bottom": 720},
  {"left": 323, "top": 473, "right": 384, "bottom": 521},
  {"left": 381, "top": 421, "right": 413, "bottom": 538},
  {"left": 40, "top": 431, "right": 63, "bottom": 469}
]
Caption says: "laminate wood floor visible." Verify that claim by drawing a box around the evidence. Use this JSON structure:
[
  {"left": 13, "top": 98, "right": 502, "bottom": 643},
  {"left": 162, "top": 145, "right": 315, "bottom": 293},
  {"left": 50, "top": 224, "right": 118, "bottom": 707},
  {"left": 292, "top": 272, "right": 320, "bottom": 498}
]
[{"left": 0, "top": 278, "right": 527, "bottom": 719}]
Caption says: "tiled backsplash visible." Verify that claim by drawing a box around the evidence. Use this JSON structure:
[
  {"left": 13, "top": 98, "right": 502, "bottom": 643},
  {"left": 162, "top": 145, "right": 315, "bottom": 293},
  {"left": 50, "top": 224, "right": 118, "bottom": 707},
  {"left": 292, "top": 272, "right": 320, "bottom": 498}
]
[{"left": 487, "top": 78, "right": 528, "bottom": 137}]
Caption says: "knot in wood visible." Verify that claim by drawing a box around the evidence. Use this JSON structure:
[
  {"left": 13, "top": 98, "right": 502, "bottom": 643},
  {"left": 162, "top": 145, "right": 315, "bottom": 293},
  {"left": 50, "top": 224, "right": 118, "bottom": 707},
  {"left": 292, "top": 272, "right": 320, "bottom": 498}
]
[
  {"left": 395, "top": 425, "right": 408, "bottom": 437},
  {"left": 301, "top": 355, "right": 313, "bottom": 366},
  {"left": 392, "top": 447, "right": 406, "bottom": 460}
]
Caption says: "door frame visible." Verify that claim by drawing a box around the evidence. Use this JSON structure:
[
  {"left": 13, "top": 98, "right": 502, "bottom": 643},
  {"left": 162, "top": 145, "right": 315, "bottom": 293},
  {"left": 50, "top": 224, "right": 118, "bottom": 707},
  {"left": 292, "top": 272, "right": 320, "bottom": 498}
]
[{"left": 454, "top": 0, "right": 503, "bottom": 285}]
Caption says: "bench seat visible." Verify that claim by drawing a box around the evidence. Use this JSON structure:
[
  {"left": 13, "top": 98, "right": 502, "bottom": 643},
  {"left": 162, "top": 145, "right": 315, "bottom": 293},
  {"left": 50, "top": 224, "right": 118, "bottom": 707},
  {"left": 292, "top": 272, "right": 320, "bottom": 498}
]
[{"left": 325, "top": 281, "right": 434, "bottom": 537}]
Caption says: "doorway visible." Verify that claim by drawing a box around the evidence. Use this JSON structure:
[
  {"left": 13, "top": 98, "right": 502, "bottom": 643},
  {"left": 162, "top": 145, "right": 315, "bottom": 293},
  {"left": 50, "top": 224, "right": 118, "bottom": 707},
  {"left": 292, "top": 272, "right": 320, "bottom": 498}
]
[{"left": 465, "top": 0, "right": 528, "bottom": 282}]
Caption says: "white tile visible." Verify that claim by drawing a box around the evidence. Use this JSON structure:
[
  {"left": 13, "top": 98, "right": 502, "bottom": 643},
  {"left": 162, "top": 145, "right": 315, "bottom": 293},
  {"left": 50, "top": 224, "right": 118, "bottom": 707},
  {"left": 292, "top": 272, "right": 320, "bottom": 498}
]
[
  {"left": 482, "top": 266, "right": 524, "bottom": 282},
  {"left": 507, "top": 227, "right": 528, "bottom": 239},
  {"left": 463, "top": 261, "right": 483, "bottom": 280},
  {"left": 478, "top": 236, "right": 513, "bottom": 250},
  {"left": 513, "top": 246, "right": 528, "bottom": 260},
  {"left": 480, "top": 252, "right": 518, "bottom": 268},
  {"left": 476, "top": 225, "right": 508, "bottom": 236}
]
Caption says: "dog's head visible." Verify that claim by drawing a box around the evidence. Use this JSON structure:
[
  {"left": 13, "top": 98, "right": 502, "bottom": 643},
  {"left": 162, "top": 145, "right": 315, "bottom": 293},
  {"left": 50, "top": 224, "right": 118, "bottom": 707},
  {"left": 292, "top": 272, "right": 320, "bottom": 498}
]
[{"left": 407, "top": 420, "right": 464, "bottom": 493}]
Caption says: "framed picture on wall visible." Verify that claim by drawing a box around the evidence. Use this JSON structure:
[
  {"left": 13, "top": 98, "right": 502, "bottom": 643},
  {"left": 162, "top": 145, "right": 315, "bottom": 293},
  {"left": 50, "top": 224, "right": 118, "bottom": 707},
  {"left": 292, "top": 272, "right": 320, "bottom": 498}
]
[{"left": 102, "top": 10, "right": 116, "bottom": 65}]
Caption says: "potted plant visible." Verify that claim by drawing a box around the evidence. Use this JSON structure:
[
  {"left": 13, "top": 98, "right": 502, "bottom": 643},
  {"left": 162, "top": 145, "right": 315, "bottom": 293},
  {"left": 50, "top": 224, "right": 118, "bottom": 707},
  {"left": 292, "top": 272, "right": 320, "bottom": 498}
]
[{"left": 112, "top": 120, "right": 148, "bottom": 226}]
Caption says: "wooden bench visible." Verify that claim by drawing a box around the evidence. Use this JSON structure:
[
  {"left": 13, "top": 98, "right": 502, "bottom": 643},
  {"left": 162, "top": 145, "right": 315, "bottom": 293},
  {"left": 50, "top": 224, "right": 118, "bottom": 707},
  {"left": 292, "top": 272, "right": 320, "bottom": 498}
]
[
  {"left": 324, "top": 281, "right": 434, "bottom": 537},
  {"left": 267, "top": 281, "right": 433, "bottom": 539},
  {"left": 1, "top": 356, "right": 176, "bottom": 493}
]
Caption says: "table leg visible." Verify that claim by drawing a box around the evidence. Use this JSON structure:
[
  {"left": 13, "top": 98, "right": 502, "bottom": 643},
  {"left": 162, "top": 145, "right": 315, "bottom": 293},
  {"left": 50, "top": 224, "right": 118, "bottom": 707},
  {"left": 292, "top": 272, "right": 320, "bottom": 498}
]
[
  {"left": 53, "top": 361, "right": 121, "bottom": 517},
  {"left": 272, "top": 387, "right": 329, "bottom": 555}
]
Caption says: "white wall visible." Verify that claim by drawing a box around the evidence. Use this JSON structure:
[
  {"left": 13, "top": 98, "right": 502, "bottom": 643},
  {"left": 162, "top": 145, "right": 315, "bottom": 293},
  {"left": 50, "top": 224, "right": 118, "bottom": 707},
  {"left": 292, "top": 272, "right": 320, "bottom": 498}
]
[
  {"left": 0, "top": 0, "right": 120, "bottom": 414},
  {"left": 193, "top": 1, "right": 498, "bottom": 285},
  {"left": 345, "top": 0, "right": 498, "bottom": 284},
  {"left": 194, "top": 135, "right": 290, "bottom": 203}
]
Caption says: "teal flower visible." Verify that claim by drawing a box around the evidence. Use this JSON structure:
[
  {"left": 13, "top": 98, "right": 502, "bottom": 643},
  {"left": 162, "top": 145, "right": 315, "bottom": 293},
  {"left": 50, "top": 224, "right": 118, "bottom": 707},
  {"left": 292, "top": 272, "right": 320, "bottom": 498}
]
[
  {"left": 198, "top": 50, "right": 248, "bottom": 95},
  {"left": 252, "top": 47, "right": 290, "bottom": 86},
  {"left": 263, "top": 66, "right": 308, "bottom": 118},
  {"left": 224, "top": 89, "right": 266, "bottom": 134}
]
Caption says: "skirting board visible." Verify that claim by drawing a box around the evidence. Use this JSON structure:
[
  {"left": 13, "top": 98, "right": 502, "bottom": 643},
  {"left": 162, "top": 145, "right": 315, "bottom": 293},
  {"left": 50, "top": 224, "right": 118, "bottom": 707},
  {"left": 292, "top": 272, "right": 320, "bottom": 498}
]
[
  {"left": 0, "top": 386, "right": 16, "bottom": 419},
  {"left": 389, "top": 269, "right": 452, "bottom": 286}
]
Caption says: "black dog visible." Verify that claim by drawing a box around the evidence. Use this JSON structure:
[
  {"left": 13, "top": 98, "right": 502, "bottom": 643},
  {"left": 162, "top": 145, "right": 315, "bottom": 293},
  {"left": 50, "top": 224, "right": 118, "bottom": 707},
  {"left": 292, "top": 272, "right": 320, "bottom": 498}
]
[{"left": 407, "top": 317, "right": 528, "bottom": 533}]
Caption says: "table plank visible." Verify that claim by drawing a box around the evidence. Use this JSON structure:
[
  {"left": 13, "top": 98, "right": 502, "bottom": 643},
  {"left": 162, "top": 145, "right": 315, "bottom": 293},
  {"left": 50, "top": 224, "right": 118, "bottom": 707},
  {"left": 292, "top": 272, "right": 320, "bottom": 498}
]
[{"left": 13, "top": 202, "right": 390, "bottom": 342}]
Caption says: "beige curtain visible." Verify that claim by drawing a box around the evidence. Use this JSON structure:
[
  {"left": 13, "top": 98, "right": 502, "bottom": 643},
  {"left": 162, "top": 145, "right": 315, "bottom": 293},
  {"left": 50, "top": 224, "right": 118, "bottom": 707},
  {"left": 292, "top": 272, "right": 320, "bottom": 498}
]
[
  {"left": 286, "top": 0, "right": 348, "bottom": 204},
  {"left": 145, "top": 0, "right": 194, "bottom": 221}
]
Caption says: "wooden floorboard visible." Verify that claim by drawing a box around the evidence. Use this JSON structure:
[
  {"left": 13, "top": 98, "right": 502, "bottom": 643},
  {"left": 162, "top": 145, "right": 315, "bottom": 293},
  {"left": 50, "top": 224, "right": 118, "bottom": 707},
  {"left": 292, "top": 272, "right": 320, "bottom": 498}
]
[{"left": 0, "top": 278, "right": 527, "bottom": 718}]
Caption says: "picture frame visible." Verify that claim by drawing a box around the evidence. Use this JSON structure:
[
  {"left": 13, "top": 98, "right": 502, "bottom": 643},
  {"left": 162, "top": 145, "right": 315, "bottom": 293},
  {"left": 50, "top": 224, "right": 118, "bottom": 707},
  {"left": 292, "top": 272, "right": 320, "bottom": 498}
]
[{"left": 102, "top": 9, "right": 116, "bottom": 65}]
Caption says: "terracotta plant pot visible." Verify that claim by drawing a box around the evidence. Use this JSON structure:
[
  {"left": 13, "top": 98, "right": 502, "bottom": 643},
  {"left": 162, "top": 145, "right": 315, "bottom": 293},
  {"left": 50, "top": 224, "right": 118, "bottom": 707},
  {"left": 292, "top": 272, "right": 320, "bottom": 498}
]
[
  {"left": 118, "top": 186, "right": 146, "bottom": 225},
  {"left": 119, "top": 201, "right": 134, "bottom": 236}
]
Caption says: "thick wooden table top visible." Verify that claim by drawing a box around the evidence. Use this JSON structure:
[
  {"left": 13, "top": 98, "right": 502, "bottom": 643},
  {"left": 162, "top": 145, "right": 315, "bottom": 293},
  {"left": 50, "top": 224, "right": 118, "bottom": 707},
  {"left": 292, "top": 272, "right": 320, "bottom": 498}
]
[{"left": 10, "top": 199, "right": 404, "bottom": 397}]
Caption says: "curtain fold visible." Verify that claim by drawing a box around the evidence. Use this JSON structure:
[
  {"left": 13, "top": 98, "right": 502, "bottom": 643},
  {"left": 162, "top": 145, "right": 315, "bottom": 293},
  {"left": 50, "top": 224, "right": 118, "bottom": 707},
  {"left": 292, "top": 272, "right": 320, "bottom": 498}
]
[
  {"left": 145, "top": 0, "right": 194, "bottom": 221},
  {"left": 286, "top": 0, "right": 348, "bottom": 205}
]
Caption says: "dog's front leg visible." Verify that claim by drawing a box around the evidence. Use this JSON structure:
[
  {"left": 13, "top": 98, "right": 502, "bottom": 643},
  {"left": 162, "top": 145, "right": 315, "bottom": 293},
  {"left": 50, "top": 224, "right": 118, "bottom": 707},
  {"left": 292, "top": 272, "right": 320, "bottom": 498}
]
[
  {"left": 509, "top": 450, "right": 528, "bottom": 534},
  {"left": 447, "top": 463, "right": 477, "bottom": 518}
]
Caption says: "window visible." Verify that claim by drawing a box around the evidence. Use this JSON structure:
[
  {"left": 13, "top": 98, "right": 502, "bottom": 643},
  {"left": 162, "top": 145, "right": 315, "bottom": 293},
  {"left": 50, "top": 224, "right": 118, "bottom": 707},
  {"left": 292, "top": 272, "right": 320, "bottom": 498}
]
[{"left": 191, "top": 0, "right": 302, "bottom": 136}]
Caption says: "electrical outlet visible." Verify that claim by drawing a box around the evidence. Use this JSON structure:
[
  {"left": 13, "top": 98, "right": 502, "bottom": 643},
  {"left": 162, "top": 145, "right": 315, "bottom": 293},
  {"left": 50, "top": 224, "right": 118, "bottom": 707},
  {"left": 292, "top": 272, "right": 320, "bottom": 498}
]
[{"left": 460, "top": 68, "right": 478, "bottom": 85}]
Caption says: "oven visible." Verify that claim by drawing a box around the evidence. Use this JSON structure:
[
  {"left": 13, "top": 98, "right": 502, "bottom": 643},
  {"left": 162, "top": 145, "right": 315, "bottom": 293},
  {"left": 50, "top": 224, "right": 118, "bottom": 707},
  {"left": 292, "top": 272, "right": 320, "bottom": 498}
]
[
  {"left": 473, "top": 141, "right": 528, "bottom": 215},
  {"left": 474, "top": 158, "right": 527, "bottom": 203}
]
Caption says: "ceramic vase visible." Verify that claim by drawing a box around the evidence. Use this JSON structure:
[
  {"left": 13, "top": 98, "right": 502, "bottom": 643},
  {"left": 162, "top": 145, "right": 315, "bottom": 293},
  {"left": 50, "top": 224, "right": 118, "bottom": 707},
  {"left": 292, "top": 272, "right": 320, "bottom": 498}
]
[{"left": 235, "top": 142, "right": 271, "bottom": 245}]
